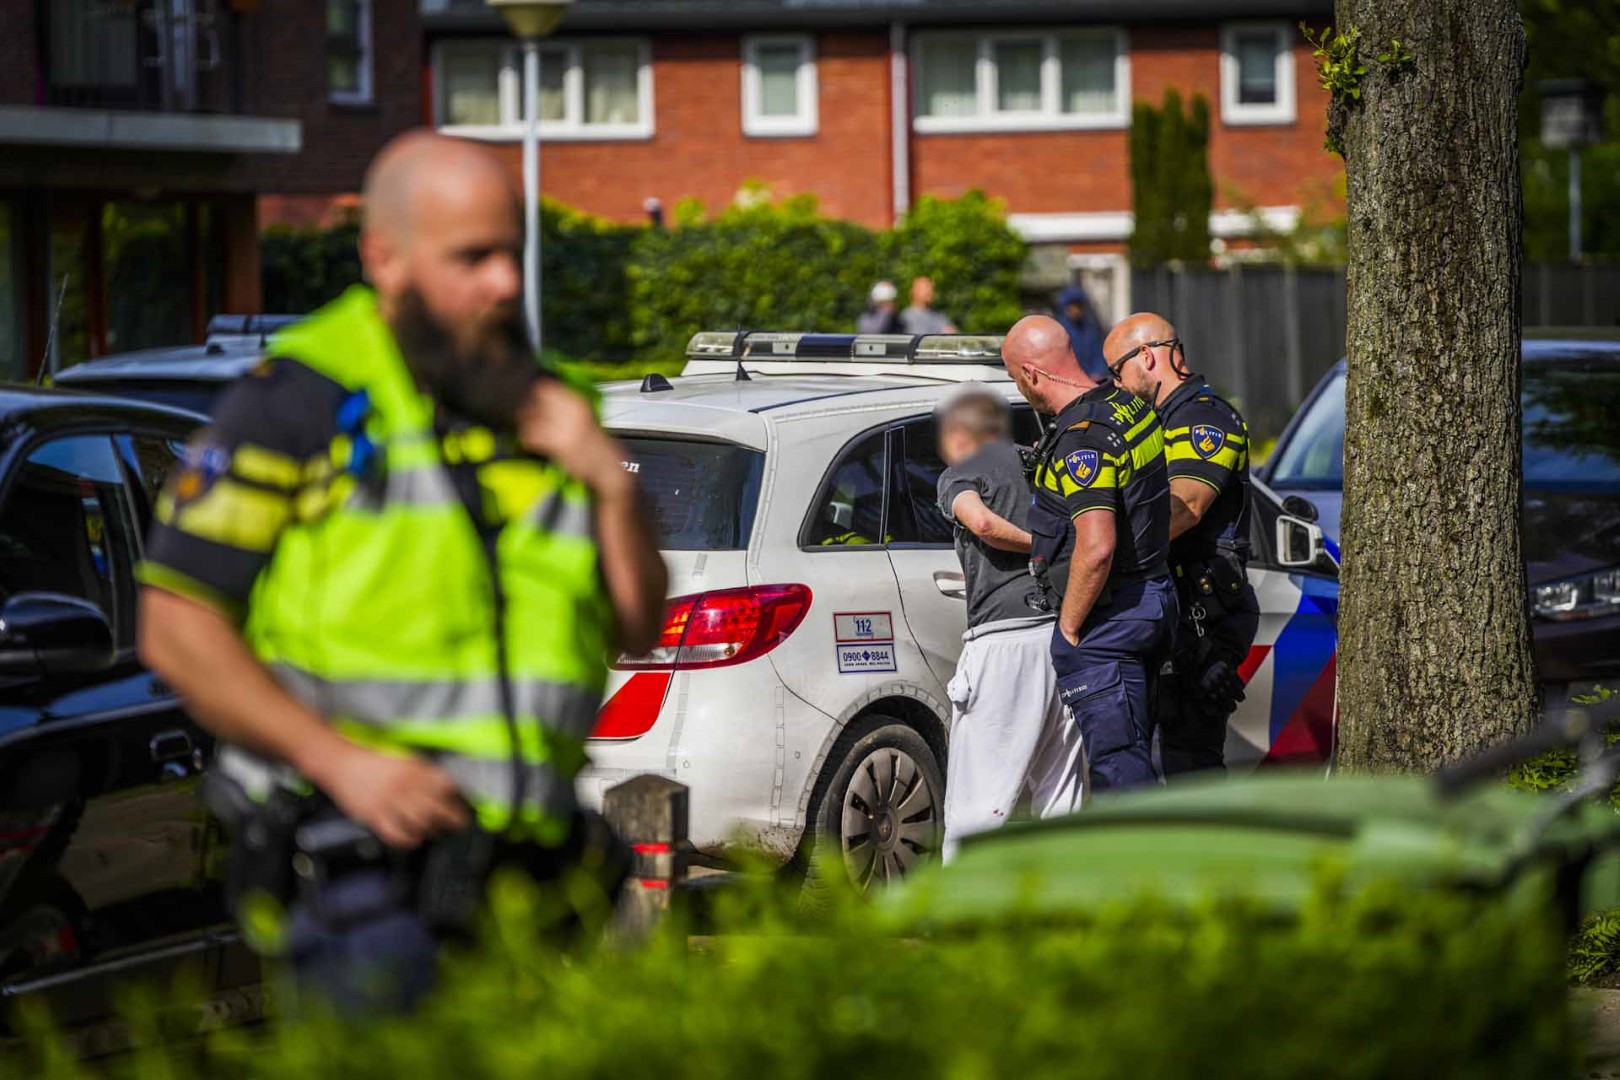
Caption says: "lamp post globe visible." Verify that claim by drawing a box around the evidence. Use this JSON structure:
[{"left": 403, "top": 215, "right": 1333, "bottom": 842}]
[{"left": 486, "top": 0, "right": 573, "bottom": 350}]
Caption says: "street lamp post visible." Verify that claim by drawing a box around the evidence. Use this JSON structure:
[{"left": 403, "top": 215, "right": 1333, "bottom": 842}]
[
  {"left": 487, "top": 0, "right": 572, "bottom": 351},
  {"left": 1538, "top": 79, "right": 1605, "bottom": 263}
]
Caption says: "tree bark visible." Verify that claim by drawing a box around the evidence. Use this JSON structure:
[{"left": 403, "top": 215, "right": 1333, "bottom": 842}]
[{"left": 1335, "top": 0, "right": 1537, "bottom": 771}]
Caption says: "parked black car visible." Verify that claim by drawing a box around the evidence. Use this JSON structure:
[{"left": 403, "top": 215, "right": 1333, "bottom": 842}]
[
  {"left": 0, "top": 388, "right": 256, "bottom": 1028},
  {"left": 1261, "top": 335, "right": 1620, "bottom": 705}
]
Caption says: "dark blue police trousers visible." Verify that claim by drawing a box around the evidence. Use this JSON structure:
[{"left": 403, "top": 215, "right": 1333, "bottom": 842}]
[{"left": 1049, "top": 576, "right": 1178, "bottom": 792}]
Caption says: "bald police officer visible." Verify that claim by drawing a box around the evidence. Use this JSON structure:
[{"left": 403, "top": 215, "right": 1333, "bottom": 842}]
[
  {"left": 1109, "top": 313, "right": 1257, "bottom": 777},
  {"left": 1001, "top": 316, "right": 1176, "bottom": 792}
]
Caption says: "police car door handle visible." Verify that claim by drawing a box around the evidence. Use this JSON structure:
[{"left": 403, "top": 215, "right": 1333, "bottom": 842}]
[{"left": 933, "top": 571, "right": 968, "bottom": 600}]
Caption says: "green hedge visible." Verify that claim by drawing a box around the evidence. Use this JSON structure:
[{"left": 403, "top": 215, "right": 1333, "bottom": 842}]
[
  {"left": 17, "top": 871, "right": 1575, "bottom": 1078},
  {"left": 261, "top": 190, "right": 1027, "bottom": 365}
]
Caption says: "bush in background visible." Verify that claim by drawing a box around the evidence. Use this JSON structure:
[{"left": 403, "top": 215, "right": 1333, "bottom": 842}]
[
  {"left": 627, "top": 190, "right": 888, "bottom": 360},
  {"left": 261, "top": 189, "right": 1027, "bottom": 367}
]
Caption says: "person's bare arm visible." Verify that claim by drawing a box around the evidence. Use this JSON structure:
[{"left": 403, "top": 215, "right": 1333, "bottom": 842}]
[
  {"left": 950, "top": 490, "right": 1031, "bottom": 553},
  {"left": 518, "top": 380, "right": 668, "bottom": 656},
  {"left": 1058, "top": 510, "right": 1116, "bottom": 645},
  {"left": 139, "top": 590, "right": 469, "bottom": 848},
  {"left": 1168, "top": 477, "right": 1219, "bottom": 541}
]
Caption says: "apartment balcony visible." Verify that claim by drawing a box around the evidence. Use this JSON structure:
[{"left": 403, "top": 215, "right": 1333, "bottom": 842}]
[{"left": 0, "top": 0, "right": 299, "bottom": 156}]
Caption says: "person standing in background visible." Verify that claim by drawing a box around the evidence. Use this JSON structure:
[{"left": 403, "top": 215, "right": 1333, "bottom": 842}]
[
  {"left": 857, "top": 281, "right": 900, "bottom": 334},
  {"left": 1054, "top": 285, "right": 1109, "bottom": 382},
  {"left": 900, "top": 276, "right": 958, "bottom": 335}
]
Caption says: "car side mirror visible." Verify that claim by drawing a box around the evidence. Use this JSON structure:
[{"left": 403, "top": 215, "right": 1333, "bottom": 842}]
[
  {"left": 1275, "top": 515, "right": 1326, "bottom": 569},
  {"left": 1280, "top": 494, "right": 1319, "bottom": 523},
  {"left": 0, "top": 593, "right": 115, "bottom": 678}
]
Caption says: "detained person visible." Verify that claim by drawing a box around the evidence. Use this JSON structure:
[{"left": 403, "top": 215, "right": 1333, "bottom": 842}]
[{"left": 935, "top": 386, "right": 1081, "bottom": 862}]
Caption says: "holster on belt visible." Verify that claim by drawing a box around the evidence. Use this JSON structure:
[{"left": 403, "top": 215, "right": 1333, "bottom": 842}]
[
  {"left": 205, "top": 769, "right": 497, "bottom": 933},
  {"left": 1173, "top": 548, "right": 1246, "bottom": 626}
]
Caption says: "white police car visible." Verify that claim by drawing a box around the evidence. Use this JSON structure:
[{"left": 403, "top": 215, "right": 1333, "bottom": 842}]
[{"left": 585, "top": 332, "right": 1341, "bottom": 888}]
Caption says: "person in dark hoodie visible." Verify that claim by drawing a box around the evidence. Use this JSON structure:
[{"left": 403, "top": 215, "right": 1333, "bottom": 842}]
[{"left": 1055, "top": 285, "right": 1109, "bottom": 381}]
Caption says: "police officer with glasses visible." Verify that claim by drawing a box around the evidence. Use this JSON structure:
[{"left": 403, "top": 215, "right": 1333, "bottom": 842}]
[{"left": 1107, "top": 313, "right": 1258, "bottom": 777}]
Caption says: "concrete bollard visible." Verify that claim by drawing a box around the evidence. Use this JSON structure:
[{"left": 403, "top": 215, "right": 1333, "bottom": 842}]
[{"left": 603, "top": 774, "right": 689, "bottom": 936}]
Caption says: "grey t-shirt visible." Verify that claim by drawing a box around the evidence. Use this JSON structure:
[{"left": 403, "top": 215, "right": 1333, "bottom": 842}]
[
  {"left": 899, "top": 306, "right": 953, "bottom": 335},
  {"left": 938, "top": 441, "right": 1037, "bottom": 627}
]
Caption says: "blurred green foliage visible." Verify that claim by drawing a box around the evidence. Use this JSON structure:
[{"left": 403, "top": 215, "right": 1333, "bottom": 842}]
[
  {"left": 15, "top": 866, "right": 1575, "bottom": 1078},
  {"left": 1129, "top": 89, "right": 1213, "bottom": 268},
  {"left": 261, "top": 189, "right": 1027, "bottom": 366},
  {"left": 1506, "top": 686, "right": 1619, "bottom": 983}
]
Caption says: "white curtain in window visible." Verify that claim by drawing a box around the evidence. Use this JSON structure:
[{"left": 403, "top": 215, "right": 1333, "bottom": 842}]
[
  {"left": 993, "top": 40, "right": 1043, "bottom": 113},
  {"left": 1236, "top": 32, "right": 1279, "bottom": 104},
  {"left": 538, "top": 46, "right": 567, "bottom": 122},
  {"left": 756, "top": 44, "right": 802, "bottom": 117},
  {"left": 1060, "top": 36, "right": 1116, "bottom": 114},
  {"left": 442, "top": 42, "right": 503, "bottom": 126},
  {"left": 583, "top": 42, "right": 641, "bottom": 125},
  {"left": 918, "top": 39, "right": 977, "bottom": 118}
]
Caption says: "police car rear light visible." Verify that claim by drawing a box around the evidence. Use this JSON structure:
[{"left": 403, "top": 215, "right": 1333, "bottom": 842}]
[{"left": 614, "top": 584, "right": 813, "bottom": 670}]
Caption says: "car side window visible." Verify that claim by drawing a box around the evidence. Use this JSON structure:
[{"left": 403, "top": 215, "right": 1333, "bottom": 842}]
[
  {"left": 804, "top": 430, "right": 888, "bottom": 547},
  {"left": 120, "top": 433, "right": 188, "bottom": 531},
  {"left": 0, "top": 436, "right": 140, "bottom": 648},
  {"left": 1011, "top": 405, "right": 1043, "bottom": 449},
  {"left": 888, "top": 420, "right": 954, "bottom": 547}
]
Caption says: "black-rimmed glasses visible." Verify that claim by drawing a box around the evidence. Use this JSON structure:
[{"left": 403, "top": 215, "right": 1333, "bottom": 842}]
[{"left": 1106, "top": 338, "right": 1182, "bottom": 381}]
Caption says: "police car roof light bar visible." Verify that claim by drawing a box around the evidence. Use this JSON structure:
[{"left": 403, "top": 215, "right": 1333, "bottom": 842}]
[{"left": 683, "top": 330, "right": 1006, "bottom": 365}]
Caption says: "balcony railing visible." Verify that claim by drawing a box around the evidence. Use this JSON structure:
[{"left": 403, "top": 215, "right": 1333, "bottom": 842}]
[{"left": 44, "top": 0, "right": 237, "bottom": 114}]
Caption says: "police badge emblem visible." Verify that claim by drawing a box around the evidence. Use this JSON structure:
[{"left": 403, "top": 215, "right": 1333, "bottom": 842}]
[
  {"left": 1065, "top": 448, "right": 1101, "bottom": 488},
  {"left": 1192, "top": 424, "right": 1225, "bottom": 460}
]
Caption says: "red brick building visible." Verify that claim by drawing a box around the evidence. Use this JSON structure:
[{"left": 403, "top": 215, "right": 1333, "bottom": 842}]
[
  {"left": 421, "top": 0, "right": 1342, "bottom": 320},
  {"left": 0, "top": 0, "right": 421, "bottom": 376}
]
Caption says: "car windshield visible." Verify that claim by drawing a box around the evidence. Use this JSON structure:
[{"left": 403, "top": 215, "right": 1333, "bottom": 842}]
[
  {"left": 619, "top": 437, "right": 764, "bottom": 550},
  {"left": 1268, "top": 356, "right": 1620, "bottom": 493},
  {"left": 1268, "top": 371, "right": 1345, "bottom": 486}
]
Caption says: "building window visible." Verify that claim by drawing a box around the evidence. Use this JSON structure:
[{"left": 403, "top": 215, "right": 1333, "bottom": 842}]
[
  {"left": 742, "top": 35, "right": 818, "bottom": 137},
  {"left": 434, "top": 38, "right": 654, "bottom": 140},
  {"left": 1220, "top": 23, "right": 1295, "bottom": 125},
  {"left": 913, "top": 29, "right": 1128, "bottom": 133},
  {"left": 328, "top": 0, "right": 374, "bottom": 104}
]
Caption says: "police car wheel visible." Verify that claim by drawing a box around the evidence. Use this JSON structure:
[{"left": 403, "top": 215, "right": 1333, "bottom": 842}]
[{"left": 807, "top": 717, "right": 943, "bottom": 894}]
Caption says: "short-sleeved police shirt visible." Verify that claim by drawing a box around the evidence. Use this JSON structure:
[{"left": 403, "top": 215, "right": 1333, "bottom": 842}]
[
  {"left": 1159, "top": 377, "right": 1251, "bottom": 563},
  {"left": 140, "top": 360, "right": 349, "bottom": 620},
  {"left": 1038, "top": 383, "right": 1171, "bottom": 579}
]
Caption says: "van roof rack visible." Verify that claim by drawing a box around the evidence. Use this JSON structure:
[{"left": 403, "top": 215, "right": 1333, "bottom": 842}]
[{"left": 681, "top": 331, "right": 1009, "bottom": 382}]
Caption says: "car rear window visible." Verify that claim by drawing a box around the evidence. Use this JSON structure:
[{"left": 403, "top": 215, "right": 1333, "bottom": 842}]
[{"left": 619, "top": 437, "right": 764, "bottom": 550}]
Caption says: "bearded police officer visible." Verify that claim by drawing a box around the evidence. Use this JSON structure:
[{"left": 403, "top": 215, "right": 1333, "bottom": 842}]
[
  {"left": 1001, "top": 316, "right": 1176, "bottom": 792},
  {"left": 1108, "top": 313, "right": 1257, "bottom": 777},
  {"left": 137, "top": 132, "right": 668, "bottom": 1012}
]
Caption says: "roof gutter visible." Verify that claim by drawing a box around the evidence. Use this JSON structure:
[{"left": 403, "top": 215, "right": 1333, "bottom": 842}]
[{"left": 425, "top": 0, "right": 1331, "bottom": 32}]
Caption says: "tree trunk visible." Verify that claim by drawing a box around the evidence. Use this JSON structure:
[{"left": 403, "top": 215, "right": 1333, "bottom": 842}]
[{"left": 1335, "top": 0, "right": 1536, "bottom": 771}]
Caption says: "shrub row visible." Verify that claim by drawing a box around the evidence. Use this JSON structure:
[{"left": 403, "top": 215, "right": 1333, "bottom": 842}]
[
  {"left": 261, "top": 189, "right": 1027, "bottom": 364},
  {"left": 18, "top": 869, "right": 1575, "bottom": 1079}
]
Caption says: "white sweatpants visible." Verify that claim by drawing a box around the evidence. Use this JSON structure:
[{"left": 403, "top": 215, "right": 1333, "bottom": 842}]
[{"left": 942, "top": 616, "right": 1084, "bottom": 863}]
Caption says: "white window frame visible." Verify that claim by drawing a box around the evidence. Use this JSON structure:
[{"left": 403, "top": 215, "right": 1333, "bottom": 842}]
[
  {"left": 912, "top": 27, "right": 1129, "bottom": 134},
  {"left": 433, "top": 37, "right": 655, "bottom": 142},
  {"left": 328, "top": 0, "right": 374, "bottom": 105},
  {"left": 741, "top": 34, "right": 818, "bottom": 138},
  {"left": 1219, "top": 21, "right": 1296, "bottom": 126}
]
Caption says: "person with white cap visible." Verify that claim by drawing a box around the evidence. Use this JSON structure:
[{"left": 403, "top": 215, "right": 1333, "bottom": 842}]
[
  {"left": 935, "top": 384, "right": 1083, "bottom": 862},
  {"left": 857, "top": 280, "right": 900, "bottom": 334}
]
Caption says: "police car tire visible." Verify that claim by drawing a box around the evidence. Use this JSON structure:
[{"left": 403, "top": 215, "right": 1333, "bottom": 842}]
[{"left": 801, "top": 715, "right": 944, "bottom": 899}]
